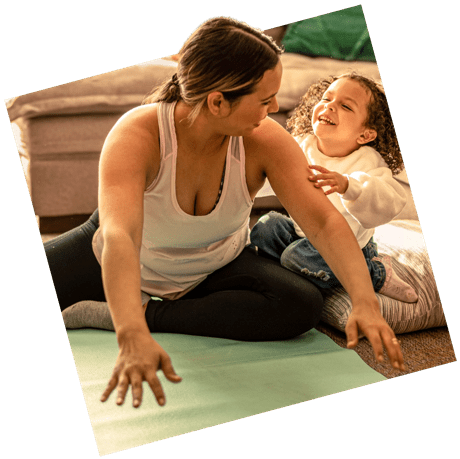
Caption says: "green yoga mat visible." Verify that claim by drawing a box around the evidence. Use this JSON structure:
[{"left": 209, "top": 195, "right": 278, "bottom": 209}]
[{"left": 68, "top": 329, "right": 386, "bottom": 456}]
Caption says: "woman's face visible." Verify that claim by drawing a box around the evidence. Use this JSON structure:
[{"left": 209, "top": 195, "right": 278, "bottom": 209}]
[{"left": 223, "top": 60, "right": 282, "bottom": 135}]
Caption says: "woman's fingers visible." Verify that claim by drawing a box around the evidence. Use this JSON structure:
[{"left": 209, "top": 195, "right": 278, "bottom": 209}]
[
  {"left": 116, "top": 374, "right": 130, "bottom": 405},
  {"left": 344, "top": 318, "right": 359, "bottom": 349},
  {"left": 160, "top": 354, "right": 183, "bottom": 383},
  {"left": 365, "top": 329, "right": 385, "bottom": 363},
  {"left": 382, "top": 332, "right": 405, "bottom": 370},
  {"left": 100, "top": 373, "right": 118, "bottom": 402},
  {"left": 345, "top": 313, "right": 405, "bottom": 370},
  {"left": 130, "top": 373, "right": 144, "bottom": 408},
  {"left": 363, "top": 330, "right": 406, "bottom": 370},
  {"left": 145, "top": 369, "right": 166, "bottom": 406}
]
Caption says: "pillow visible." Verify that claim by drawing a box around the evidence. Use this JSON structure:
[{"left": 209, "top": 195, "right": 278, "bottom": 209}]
[
  {"left": 320, "top": 220, "right": 446, "bottom": 334},
  {"left": 7, "top": 58, "right": 178, "bottom": 121},
  {"left": 282, "top": 5, "right": 376, "bottom": 62}
]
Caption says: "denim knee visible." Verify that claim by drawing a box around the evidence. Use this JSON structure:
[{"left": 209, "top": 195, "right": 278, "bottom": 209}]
[
  {"left": 251, "top": 211, "right": 289, "bottom": 237},
  {"left": 250, "top": 211, "right": 297, "bottom": 260},
  {"left": 281, "top": 239, "right": 340, "bottom": 289}
]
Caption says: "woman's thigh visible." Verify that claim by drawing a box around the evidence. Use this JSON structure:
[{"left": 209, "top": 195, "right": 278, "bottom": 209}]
[
  {"left": 44, "top": 210, "right": 105, "bottom": 310},
  {"left": 146, "top": 247, "right": 324, "bottom": 341}
]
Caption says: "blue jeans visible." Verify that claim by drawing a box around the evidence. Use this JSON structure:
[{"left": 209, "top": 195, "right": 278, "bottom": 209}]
[{"left": 250, "top": 211, "right": 386, "bottom": 291}]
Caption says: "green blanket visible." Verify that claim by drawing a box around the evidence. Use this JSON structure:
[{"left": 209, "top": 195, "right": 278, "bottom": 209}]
[{"left": 68, "top": 329, "right": 385, "bottom": 456}]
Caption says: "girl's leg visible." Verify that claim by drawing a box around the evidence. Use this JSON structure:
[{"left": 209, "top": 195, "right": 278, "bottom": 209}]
[
  {"left": 44, "top": 209, "right": 106, "bottom": 311},
  {"left": 249, "top": 211, "right": 298, "bottom": 261},
  {"left": 145, "top": 247, "right": 324, "bottom": 341},
  {"left": 364, "top": 240, "right": 418, "bottom": 303},
  {"left": 280, "top": 238, "right": 341, "bottom": 289}
]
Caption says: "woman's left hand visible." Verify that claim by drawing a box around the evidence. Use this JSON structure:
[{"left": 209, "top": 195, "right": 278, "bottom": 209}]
[
  {"left": 308, "top": 165, "right": 348, "bottom": 195},
  {"left": 345, "top": 303, "right": 405, "bottom": 371}
]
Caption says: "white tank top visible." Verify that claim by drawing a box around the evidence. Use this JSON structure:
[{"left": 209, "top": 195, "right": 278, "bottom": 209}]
[{"left": 93, "top": 101, "right": 253, "bottom": 299}]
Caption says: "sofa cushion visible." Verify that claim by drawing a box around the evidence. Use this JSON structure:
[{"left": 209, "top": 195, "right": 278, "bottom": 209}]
[
  {"left": 276, "top": 52, "right": 381, "bottom": 113},
  {"left": 320, "top": 220, "right": 446, "bottom": 334},
  {"left": 7, "top": 59, "right": 178, "bottom": 121}
]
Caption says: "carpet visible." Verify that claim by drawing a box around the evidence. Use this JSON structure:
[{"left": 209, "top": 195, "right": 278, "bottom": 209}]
[{"left": 316, "top": 321, "right": 456, "bottom": 379}]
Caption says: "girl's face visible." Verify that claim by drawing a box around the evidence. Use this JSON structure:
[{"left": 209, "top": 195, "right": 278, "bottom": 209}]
[
  {"left": 221, "top": 60, "right": 282, "bottom": 136},
  {"left": 312, "top": 78, "right": 376, "bottom": 157}
]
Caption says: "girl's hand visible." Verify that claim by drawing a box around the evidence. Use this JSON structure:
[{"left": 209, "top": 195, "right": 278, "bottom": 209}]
[
  {"left": 100, "top": 332, "right": 182, "bottom": 408},
  {"left": 308, "top": 165, "right": 349, "bottom": 195},
  {"left": 345, "top": 302, "right": 405, "bottom": 371}
]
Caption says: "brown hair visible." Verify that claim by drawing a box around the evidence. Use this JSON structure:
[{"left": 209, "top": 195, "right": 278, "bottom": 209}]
[
  {"left": 286, "top": 72, "right": 404, "bottom": 174},
  {"left": 142, "top": 17, "right": 283, "bottom": 124}
]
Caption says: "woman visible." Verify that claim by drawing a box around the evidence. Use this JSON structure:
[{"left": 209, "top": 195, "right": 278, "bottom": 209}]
[{"left": 46, "top": 17, "right": 404, "bottom": 409}]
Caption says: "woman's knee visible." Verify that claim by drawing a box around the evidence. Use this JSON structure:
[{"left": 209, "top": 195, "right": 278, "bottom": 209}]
[{"left": 264, "top": 274, "right": 324, "bottom": 340}]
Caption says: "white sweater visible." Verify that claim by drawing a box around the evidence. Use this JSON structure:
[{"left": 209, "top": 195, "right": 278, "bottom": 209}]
[{"left": 258, "top": 134, "right": 407, "bottom": 249}]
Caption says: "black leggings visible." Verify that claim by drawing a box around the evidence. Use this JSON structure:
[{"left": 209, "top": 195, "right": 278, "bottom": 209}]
[{"left": 45, "top": 210, "right": 324, "bottom": 341}]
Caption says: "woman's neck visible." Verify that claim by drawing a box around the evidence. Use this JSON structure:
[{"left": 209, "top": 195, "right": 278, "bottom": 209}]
[{"left": 175, "top": 101, "right": 228, "bottom": 156}]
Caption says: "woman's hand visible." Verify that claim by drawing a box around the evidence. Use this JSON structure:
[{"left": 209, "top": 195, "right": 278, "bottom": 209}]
[
  {"left": 345, "top": 302, "right": 405, "bottom": 371},
  {"left": 308, "top": 165, "right": 348, "bottom": 195},
  {"left": 100, "top": 331, "right": 182, "bottom": 408}
]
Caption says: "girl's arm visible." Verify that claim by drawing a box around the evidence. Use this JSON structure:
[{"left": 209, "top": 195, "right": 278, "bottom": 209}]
[
  {"left": 333, "top": 147, "right": 406, "bottom": 227},
  {"left": 97, "top": 106, "right": 182, "bottom": 408},
  {"left": 248, "top": 118, "right": 405, "bottom": 370},
  {"left": 309, "top": 161, "right": 407, "bottom": 228}
]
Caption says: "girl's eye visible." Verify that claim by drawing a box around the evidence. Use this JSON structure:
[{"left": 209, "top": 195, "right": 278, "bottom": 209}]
[
  {"left": 342, "top": 105, "right": 352, "bottom": 111},
  {"left": 262, "top": 100, "right": 271, "bottom": 106}
]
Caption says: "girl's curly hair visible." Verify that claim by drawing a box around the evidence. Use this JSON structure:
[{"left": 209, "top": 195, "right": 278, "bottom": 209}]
[{"left": 286, "top": 72, "right": 404, "bottom": 174}]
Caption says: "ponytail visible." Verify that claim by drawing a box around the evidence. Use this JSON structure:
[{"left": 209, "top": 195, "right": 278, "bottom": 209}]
[{"left": 143, "top": 72, "right": 182, "bottom": 105}]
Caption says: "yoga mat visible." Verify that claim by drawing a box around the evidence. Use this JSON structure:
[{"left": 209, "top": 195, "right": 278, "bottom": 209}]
[{"left": 68, "top": 329, "right": 386, "bottom": 456}]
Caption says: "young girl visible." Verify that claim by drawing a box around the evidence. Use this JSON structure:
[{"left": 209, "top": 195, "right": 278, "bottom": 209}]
[{"left": 251, "top": 72, "right": 418, "bottom": 303}]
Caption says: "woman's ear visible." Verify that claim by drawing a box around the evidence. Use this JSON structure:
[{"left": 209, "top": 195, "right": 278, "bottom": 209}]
[
  {"left": 207, "top": 92, "right": 231, "bottom": 117},
  {"left": 357, "top": 128, "right": 377, "bottom": 145}
]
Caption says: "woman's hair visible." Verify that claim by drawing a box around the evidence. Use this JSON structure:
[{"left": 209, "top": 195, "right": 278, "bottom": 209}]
[
  {"left": 142, "top": 17, "right": 283, "bottom": 125},
  {"left": 286, "top": 72, "right": 404, "bottom": 174}
]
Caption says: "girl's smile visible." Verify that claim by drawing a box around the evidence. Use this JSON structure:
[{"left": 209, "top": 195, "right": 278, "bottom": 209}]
[{"left": 312, "top": 78, "right": 376, "bottom": 157}]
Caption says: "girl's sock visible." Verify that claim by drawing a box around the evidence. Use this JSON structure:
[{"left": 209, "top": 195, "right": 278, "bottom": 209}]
[
  {"left": 62, "top": 300, "right": 115, "bottom": 331},
  {"left": 374, "top": 256, "right": 418, "bottom": 303}
]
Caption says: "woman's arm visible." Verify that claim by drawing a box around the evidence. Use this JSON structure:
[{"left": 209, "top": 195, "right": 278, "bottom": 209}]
[
  {"left": 247, "top": 119, "right": 405, "bottom": 370},
  {"left": 97, "top": 106, "right": 181, "bottom": 408}
]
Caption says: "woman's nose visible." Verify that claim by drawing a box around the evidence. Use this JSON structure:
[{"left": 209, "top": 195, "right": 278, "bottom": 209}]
[{"left": 269, "top": 96, "right": 279, "bottom": 114}]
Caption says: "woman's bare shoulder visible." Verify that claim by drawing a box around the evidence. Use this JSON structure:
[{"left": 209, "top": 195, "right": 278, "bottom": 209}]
[
  {"left": 244, "top": 117, "right": 308, "bottom": 170},
  {"left": 111, "top": 104, "right": 160, "bottom": 139},
  {"left": 100, "top": 104, "right": 161, "bottom": 187}
]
